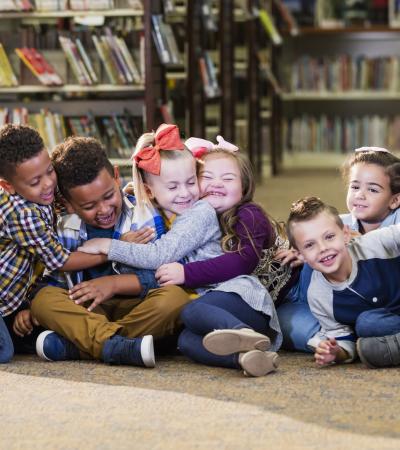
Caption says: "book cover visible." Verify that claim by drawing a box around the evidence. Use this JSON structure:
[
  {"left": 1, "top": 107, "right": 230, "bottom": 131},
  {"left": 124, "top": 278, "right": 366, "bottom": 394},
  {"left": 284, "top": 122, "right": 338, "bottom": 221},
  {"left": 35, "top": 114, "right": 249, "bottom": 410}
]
[{"left": 258, "top": 8, "right": 283, "bottom": 45}]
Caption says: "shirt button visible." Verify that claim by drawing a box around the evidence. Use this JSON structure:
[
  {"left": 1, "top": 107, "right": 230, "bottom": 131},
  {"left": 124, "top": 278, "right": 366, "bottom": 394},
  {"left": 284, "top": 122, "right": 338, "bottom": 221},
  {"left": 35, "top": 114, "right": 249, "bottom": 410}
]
[{"left": 372, "top": 297, "right": 378, "bottom": 303}]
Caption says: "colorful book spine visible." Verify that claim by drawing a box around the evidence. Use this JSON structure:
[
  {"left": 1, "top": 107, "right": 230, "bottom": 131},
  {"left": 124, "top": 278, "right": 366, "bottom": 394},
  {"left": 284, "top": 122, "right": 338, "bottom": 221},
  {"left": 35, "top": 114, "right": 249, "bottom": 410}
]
[{"left": 258, "top": 8, "right": 283, "bottom": 45}]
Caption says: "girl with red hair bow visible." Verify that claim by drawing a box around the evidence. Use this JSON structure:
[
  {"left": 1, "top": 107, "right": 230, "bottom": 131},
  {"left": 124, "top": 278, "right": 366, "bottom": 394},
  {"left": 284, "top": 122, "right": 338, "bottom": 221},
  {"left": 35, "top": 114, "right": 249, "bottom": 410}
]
[{"left": 79, "top": 124, "right": 282, "bottom": 376}]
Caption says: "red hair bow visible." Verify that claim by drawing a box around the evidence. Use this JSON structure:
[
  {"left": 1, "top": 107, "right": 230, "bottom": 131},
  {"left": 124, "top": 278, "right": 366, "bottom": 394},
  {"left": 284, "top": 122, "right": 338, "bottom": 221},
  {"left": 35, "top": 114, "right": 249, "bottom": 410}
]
[{"left": 134, "top": 123, "right": 184, "bottom": 175}]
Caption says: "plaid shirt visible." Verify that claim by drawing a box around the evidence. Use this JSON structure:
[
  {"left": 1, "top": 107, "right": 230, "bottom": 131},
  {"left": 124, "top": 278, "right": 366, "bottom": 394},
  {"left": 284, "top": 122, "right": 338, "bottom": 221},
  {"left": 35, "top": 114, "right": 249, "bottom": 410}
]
[
  {"left": 46, "top": 194, "right": 165, "bottom": 288},
  {"left": 0, "top": 189, "right": 70, "bottom": 317}
]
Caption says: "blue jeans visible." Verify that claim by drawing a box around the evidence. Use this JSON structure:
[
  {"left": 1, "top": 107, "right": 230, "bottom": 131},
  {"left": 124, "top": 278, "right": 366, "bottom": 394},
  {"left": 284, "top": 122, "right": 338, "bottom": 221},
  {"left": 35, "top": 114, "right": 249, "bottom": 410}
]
[
  {"left": 178, "top": 291, "right": 271, "bottom": 369},
  {"left": 0, "top": 315, "right": 14, "bottom": 363},
  {"left": 356, "top": 308, "right": 400, "bottom": 337},
  {"left": 276, "top": 264, "right": 320, "bottom": 353}
]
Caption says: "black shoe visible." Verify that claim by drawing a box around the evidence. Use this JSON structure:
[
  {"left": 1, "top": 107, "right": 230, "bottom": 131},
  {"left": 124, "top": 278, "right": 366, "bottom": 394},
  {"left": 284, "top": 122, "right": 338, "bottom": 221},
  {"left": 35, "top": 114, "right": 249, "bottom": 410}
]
[
  {"left": 36, "top": 330, "right": 80, "bottom": 362},
  {"left": 357, "top": 333, "right": 400, "bottom": 368},
  {"left": 102, "top": 335, "right": 155, "bottom": 367}
]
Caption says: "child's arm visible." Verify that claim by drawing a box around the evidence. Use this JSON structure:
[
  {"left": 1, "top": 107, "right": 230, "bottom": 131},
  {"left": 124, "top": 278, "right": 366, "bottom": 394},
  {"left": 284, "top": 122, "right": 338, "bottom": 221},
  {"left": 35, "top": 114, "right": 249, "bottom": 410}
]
[
  {"left": 314, "top": 338, "right": 350, "bottom": 366},
  {"left": 79, "top": 201, "right": 221, "bottom": 270},
  {"left": 157, "top": 204, "right": 272, "bottom": 287},
  {"left": 68, "top": 274, "right": 142, "bottom": 312},
  {"left": 12, "top": 208, "right": 107, "bottom": 274}
]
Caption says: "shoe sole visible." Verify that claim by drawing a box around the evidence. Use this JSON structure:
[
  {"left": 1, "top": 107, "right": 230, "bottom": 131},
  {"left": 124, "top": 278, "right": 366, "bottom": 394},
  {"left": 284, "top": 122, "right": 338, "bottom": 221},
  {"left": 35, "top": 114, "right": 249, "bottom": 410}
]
[
  {"left": 203, "top": 329, "right": 271, "bottom": 355},
  {"left": 141, "top": 335, "right": 156, "bottom": 368},
  {"left": 36, "top": 330, "right": 55, "bottom": 362},
  {"left": 240, "top": 350, "right": 279, "bottom": 377},
  {"left": 356, "top": 339, "right": 377, "bottom": 369}
]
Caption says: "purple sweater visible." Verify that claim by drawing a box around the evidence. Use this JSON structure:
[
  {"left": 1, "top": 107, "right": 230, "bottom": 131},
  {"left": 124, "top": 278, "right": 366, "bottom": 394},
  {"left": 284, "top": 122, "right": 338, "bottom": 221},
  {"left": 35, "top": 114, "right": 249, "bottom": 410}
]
[{"left": 184, "top": 203, "right": 274, "bottom": 288}]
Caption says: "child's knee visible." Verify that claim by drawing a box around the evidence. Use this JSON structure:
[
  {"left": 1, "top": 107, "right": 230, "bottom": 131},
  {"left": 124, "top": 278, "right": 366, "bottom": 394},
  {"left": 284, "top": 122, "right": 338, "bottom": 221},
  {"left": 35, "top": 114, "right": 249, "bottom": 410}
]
[
  {"left": 31, "top": 286, "right": 66, "bottom": 319},
  {"left": 355, "top": 310, "right": 380, "bottom": 337}
]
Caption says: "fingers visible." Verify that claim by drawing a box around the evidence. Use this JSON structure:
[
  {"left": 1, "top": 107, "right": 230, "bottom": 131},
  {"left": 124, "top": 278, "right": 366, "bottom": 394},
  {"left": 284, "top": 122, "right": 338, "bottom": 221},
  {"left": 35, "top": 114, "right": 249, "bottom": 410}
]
[
  {"left": 122, "top": 227, "right": 155, "bottom": 244},
  {"left": 77, "top": 245, "right": 98, "bottom": 254},
  {"left": 13, "top": 313, "right": 33, "bottom": 337}
]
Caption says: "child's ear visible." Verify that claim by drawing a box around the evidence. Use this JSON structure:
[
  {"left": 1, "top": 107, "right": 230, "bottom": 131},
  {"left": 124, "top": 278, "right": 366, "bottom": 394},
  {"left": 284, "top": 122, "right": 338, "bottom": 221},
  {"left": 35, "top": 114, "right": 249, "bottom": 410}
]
[
  {"left": 144, "top": 183, "right": 155, "bottom": 200},
  {"left": 113, "top": 165, "right": 122, "bottom": 187},
  {"left": 389, "top": 193, "right": 400, "bottom": 211},
  {"left": 0, "top": 178, "right": 15, "bottom": 194},
  {"left": 343, "top": 225, "right": 351, "bottom": 244}
]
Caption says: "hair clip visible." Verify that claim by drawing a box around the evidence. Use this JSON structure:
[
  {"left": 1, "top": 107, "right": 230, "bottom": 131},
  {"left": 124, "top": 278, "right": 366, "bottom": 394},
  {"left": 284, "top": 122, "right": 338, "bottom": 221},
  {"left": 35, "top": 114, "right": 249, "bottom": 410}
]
[
  {"left": 354, "top": 146, "right": 390, "bottom": 153},
  {"left": 185, "top": 135, "right": 239, "bottom": 158}
]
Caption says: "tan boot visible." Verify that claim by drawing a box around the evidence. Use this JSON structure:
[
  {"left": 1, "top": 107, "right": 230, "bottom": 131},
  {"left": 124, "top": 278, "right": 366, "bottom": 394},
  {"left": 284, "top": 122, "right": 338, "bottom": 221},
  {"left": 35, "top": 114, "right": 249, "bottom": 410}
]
[{"left": 203, "top": 328, "right": 271, "bottom": 355}]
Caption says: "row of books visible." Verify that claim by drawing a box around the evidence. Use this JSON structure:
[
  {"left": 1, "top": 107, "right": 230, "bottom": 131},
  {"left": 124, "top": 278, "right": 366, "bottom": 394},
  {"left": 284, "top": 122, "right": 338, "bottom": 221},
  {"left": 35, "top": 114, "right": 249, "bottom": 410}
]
[
  {"left": 0, "top": 1, "right": 141, "bottom": 12},
  {"left": 151, "top": 14, "right": 183, "bottom": 67},
  {"left": 282, "top": 114, "right": 400, "bottom": 153},
  {"left": 0, "top": 30, "right": 143, "bottom": 87},
  {"left": 60, "top": 29, "right": 143, "bottom": 85},
  {"left": 199, "top": 52, "right": 221, "bottom": 99},
  {"left": 288, "top": 55, "right": 400, "bottom": 92},
  {"left": 0, "top": 107, "right": 142, "bottom": 159}
]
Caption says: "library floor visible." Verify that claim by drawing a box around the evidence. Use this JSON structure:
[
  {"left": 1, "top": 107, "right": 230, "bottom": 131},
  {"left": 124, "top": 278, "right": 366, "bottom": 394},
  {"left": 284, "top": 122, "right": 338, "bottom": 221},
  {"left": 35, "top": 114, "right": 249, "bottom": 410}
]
[{"left": 1, "top": 167, "right": 400, "bottom": 450}]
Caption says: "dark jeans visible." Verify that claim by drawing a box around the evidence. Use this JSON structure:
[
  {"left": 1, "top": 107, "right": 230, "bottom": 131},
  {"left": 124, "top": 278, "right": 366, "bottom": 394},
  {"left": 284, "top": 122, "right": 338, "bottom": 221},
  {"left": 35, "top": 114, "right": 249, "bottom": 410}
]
[
  {"left": 3, "top": 306, "right": 45, "bottom": 356},
  {"left": 178, "top": 291, "right": 271, "bottom": 369},
  {"left": 0, "top": 315, "right": 13, "bottom": 363},
  {"left": 356, "top": 308, "right": 400, "bottom": 337},
  {"left": 277, "top": 264, "right": 320, "bottom": 353}
]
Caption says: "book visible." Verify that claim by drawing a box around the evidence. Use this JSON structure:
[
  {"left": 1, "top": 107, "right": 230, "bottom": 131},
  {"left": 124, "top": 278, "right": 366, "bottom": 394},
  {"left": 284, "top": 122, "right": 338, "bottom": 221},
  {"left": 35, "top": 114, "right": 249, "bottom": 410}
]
[
  {"left": 76, "top": 37, "right": 98, "bottom": 84},
  {"left": 59, "top": 36, "right": 91, "bottom": 85},
  {"left": 0, "top": 44, "right": 18, "bottom": 87},
  {"left": 69, "top": 0, "right": 114, "bottom": 10},
  {"left": 116, "top": 37, "right": 142, "bottom": 84},
  {"left": 16, "top": 47, "right": 63, "bottom": 86},
  {"left": 92, "top": 34, "right": 118, "bottom": 84},
  {"left": 258, "top": 7, "right": 283, "bottom": 45},
  {"left": 273, "top": 0, "right": 299, "bottom": 36}
]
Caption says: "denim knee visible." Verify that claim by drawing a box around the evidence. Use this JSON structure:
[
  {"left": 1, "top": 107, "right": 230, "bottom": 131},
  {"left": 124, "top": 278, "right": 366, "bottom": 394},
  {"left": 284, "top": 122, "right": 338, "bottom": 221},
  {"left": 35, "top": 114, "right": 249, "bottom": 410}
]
[
  {"left": 0, "top": 316, "right": 14, "bottom": 363},
  {"left": 180, "top": 301, "right": 199, "bottom": 329},
  {"left": 355, "top": 309, "right": 400, "bottom": 337}
]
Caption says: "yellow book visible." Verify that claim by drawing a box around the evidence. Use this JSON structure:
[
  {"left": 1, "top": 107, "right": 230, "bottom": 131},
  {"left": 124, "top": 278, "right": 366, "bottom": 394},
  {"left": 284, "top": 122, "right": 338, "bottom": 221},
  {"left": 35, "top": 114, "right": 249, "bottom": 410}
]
[{"left": 0, "top": 44, "right": 18, "bottom": 86}]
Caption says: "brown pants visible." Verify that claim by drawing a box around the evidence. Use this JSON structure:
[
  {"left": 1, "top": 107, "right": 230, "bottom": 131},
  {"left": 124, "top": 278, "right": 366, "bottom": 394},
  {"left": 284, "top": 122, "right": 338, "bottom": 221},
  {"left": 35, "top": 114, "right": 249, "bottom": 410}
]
[{"left": 31, "top": 285, "right": 191, "bottom": 359}]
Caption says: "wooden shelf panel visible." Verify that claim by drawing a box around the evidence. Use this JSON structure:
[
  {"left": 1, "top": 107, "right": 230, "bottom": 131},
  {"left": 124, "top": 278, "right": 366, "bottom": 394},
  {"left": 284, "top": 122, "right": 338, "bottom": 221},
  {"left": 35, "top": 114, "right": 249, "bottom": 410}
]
[
  {"left": 0, "top": 84, "right": 145, "bottom": 94},
  {"left": 282, "top": 91, "right": 400, "bottom": 101},
  {"left": 0, "top": 8, "right": 143, "bottom": 19},
  {"left": 110, "top": 158, "right": 131, "bottom": 166},
  {"left": 296, "top": 26, "right": 400, "bottom": 35}
]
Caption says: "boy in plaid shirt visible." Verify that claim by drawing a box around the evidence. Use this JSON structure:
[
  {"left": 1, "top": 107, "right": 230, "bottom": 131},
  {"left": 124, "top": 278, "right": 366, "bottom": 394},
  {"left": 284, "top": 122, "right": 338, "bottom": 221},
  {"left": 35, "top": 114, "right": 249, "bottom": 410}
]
[
  {"left": 32, "top": 136, "right": 191, "bottom": 368},
  {"left": 0, "top": 125, "right": 106, "bottom": 362}
]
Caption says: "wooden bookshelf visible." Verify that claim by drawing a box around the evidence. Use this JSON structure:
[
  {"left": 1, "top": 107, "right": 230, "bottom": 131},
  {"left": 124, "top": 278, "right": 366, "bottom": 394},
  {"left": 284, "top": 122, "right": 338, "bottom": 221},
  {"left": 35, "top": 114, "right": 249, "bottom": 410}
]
[
  {"left": 281, "top": 92, "right": 400, "bottom": 101},
  {"left": 0, "top": 2, "right": 165, "bottom": 165},
  {"left": 0, "top": 9, "right": 144, "bottom": 19}
]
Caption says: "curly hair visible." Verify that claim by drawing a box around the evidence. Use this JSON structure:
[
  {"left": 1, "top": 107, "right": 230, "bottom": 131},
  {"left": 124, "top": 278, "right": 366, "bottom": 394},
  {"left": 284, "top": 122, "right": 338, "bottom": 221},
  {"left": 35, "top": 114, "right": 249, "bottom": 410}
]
[
  {"left": 51, "top": 136, "right": 114, "bottom": 200},
  {"left": 342, "top": 149, "right": 400, "bottom": 194},
  {"left": 286, "top": 196, "right": 343, "bottom": 249},
  {"left": 0, "top": 124, "right": 45, "bottom": 179}
]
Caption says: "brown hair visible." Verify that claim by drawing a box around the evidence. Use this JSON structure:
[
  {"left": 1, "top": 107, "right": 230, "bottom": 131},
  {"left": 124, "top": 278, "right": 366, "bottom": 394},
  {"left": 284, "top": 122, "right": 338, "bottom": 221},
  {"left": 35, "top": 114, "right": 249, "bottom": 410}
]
[
  {"left": 200, "top": 150, "right": 279, "bottom": 254},
  {"left": 0, "top": 124, "right": 44, "bottom": 179},
  {"left": 342, "top": 149, "right": 400, "bottom": 194},
  {"left": 286, "top": 196, "right": 343, "bottom": 249},
  {"left": 51, "top": 136, "right": 114, "bottom": 200}
]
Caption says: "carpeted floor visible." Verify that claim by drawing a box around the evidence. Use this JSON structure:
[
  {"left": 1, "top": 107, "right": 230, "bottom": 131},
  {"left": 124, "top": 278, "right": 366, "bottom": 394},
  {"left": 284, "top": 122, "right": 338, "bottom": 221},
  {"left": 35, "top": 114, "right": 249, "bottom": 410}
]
[{"left": 2, "top": 166, "right": 400, "bottom": 449}]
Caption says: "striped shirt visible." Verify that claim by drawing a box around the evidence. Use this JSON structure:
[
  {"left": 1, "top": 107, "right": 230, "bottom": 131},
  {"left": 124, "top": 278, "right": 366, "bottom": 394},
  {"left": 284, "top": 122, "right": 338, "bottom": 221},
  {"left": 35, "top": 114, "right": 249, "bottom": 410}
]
[
  {"left": 0, "top": 189, "right": 70, "bottom": 317},
  {"left": 45, "top": 194, "right": 165, "bottom": 288}
]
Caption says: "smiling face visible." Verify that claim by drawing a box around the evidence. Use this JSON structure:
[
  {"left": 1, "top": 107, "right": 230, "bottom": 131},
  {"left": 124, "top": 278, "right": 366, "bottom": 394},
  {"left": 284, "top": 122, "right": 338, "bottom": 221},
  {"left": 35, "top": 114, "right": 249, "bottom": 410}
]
[
  {"left": 66, "top": 168, "right": 123, "bottom": 229},
  {"left": 199, "top": 154, "right": 243, "bottom": 213},
  {"left": 290, "top": 211, "right": 352, "bottom": 283},
  {"left": 346, "top": 163, "right": 400, "bottom": 232},
  {"left": 145, "top": 156, "right": 199, "bottom": 218},
  {"left": 3, "top": 148, "right": 57, "bottom": 205}
]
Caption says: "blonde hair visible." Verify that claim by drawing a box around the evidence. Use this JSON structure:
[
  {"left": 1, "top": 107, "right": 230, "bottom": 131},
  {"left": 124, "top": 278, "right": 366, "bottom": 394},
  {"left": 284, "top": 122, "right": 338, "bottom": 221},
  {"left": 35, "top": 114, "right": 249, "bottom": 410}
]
[{"left": 132, "top": 131, "right": 194, "bottom": 215}]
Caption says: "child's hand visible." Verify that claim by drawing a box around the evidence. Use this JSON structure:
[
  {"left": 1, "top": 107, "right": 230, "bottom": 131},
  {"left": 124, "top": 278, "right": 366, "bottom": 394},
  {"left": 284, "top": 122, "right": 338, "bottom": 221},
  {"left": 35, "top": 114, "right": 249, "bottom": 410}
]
[
  {"left": 156, "top": 263, "right": 185, "bottom": 286},
  {"left": 275, "top": 248, "right": 304, "bottom": 268},
  {"left": 121, "top": 227, "right": 155, "bottom": 244},
  {"left": 78, "top": 238, "right": 111, "bottom": 255},
  {"left": 13, "top": 310, "right": 39, "bottom": 337},
  {"left": 314, "top": 337, "right": 342, "bottom": 366},
  {"left": 122, "top": 182, "right": 135, "bottom": 196},
  {"left": 69, "top": 277, "right": 115, "bottom": 312}
]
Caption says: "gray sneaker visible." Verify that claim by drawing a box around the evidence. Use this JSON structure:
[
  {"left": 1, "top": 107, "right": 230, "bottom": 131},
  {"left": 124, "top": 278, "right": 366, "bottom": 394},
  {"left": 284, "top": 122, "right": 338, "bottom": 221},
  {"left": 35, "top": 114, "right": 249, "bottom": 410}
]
[{"left": 356, "top": 333, "right": 400, "bottom": 369}]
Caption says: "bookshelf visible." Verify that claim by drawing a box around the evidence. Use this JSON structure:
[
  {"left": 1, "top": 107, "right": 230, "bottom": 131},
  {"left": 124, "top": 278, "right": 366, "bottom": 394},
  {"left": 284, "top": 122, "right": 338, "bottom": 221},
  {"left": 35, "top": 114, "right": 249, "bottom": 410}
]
[
  {"left": 0, "top": 0, "right": 163, "bottom": 165},
  {"left": 274, "top": 0, "right": 400, "bottom": 160},
  {"left": 160, "top": 0, "right": 278, "bottom": 178}
]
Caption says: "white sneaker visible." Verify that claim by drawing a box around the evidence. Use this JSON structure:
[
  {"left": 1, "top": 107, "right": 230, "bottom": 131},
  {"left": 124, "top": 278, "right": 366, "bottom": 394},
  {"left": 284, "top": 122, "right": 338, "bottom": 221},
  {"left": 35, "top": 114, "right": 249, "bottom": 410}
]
[{"left": 203, "top": 328, "right": 271, "bottom": 355}]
